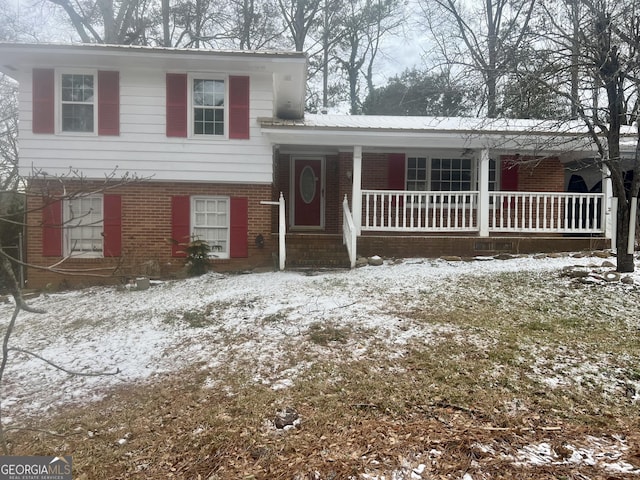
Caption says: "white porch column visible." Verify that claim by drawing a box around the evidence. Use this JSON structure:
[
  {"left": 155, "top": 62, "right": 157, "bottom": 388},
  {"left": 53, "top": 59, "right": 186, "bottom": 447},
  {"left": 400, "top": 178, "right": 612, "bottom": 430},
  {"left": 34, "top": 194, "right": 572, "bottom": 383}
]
[
  {"left": 352, "top": 145, "right": 363, "bottom": 234},
  {"left": 602, "top": 165, "right": 613, "bottom": 239},
  {"left": 478, "top": 148, "right": 490, "bottom": 237}
]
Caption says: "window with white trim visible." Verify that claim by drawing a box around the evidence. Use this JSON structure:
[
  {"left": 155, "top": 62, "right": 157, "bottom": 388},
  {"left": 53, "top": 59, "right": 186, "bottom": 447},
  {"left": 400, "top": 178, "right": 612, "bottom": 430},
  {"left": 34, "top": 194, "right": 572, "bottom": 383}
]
[
  {"left": 431, "top": 158, "right": 473, "bottom": 191},
  {"left": 406, "top": 156, "right": 498, "bottom": 191},
  {"left": 61, "top": 73, "right": 95, "bottom": 133},
  {"left": 192, "top": 78, "right": 225, "bottom": 136},
  {"left": 192, "top": 197, "right": 230, "bottom": 257},
  {"left": 407, "top": 157, "right": 428, "bottom": 191},
  {"left": 65, "top": 195, "right": 103, "bottom": 256}
]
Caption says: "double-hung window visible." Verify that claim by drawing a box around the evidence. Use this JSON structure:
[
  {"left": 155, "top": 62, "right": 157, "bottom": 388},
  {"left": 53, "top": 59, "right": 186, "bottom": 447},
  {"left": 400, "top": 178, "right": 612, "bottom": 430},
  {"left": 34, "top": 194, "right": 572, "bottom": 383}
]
[
  {"left": 192, "top": 197, "right": 230, "bottom": 258},
  {"left": 405, "top": 155, "right": 498, "bottom": 204},
  {"left": 61, "top": 72, "right": 95, "bottom": 133},
  {"left": 192, "top": 79, "right": 225, "bottom": 136},
  {"left": 65, "top": 195, "right": 103, "bottom": 256},
  {"left": 431, "top": 158, "right": 473, "bottom": 191},
  {"left": 407, "top": 157, "right": 428, "bottom": 191}
]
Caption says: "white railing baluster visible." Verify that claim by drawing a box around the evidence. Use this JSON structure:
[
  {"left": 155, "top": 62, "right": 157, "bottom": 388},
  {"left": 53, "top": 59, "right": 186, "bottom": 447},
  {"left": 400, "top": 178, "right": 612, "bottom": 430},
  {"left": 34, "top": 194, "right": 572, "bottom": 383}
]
[
  {"left": 358, "top": 190, "right": 605, "bottom": 235},
  {"left": 372, "top": 194, "right": 378, "bottom": 228}
]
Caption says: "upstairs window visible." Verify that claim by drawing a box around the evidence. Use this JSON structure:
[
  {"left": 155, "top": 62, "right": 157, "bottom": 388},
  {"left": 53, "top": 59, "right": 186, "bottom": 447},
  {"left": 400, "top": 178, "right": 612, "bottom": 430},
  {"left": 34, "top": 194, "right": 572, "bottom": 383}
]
[
  {"left": 61, "top": 73, "right": 95, "bottom": 133},
  {"left": 166, "top": 74, "right": 249, "bottom": 139},
  {"left": 32, "top": 69, "right": 119, "bottom": 135},
  {"left": 193, "top": 79, "right": 225, "bottom": 136}
]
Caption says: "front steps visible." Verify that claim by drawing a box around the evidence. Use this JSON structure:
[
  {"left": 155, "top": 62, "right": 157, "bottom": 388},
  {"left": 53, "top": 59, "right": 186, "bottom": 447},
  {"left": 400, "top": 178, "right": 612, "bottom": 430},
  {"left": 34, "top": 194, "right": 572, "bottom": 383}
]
[{"left": 284, "top": 234, "right": 351, "bottom": 268}]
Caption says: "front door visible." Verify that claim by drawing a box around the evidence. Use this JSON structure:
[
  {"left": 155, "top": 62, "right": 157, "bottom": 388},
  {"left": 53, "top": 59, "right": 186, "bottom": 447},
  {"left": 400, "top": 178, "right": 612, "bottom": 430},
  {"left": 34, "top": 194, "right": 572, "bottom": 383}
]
[{"left": 292, "top": 157, "right": 324, "bottom": 229}]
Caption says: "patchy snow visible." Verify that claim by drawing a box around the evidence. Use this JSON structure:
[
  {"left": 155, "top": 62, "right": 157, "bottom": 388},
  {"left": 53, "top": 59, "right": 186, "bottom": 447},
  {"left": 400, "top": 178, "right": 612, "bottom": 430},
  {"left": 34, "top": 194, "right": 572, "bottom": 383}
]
[
  {"left": 2, "top": 252, "right": 640, "bottom": 474},
  {"left": 1, "top": 253, "right": 638, "bottom": 420},
  {"left": 510, "top": 435, "right": 640, "bottom": 474}
]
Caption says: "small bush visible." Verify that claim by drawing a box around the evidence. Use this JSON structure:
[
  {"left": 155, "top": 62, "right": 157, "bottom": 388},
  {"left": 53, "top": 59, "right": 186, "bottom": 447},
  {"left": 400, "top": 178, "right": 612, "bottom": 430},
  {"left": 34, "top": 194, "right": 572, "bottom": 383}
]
[{"left": 185, "top": 237, "right": 211, "bottom": 276}]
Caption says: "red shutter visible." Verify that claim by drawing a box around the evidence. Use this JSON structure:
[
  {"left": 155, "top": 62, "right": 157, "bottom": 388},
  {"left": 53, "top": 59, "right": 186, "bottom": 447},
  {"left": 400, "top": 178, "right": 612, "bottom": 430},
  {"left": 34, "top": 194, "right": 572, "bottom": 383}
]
[
  {"left": 230, "top": 197, "right": 248, "bottom": 258},
  {"left": 388, "top": 153, "right": 406, "bottom": 190},
  {"left": 501, "top": 156, "right": 519, "bottom": 191},
  {"left": 171, "top": 196, "right": 190, "bottom": 257},
  {"left": 32, "top": 68, "right": 55, "bottom": 134},
  {"left": 98, "top": 71, "right": 120, "bottom": 136},
  {"left": 229, "top": 76, "right": 250, "bottom": 139},
  {"left": 103, "top": 194, "right": 122, "bottom": 257},
  {"left": 42, "top": 199, "right": 62, "bottom": 257},
  {"left": 166, "top": 74, "right": 188, "bottom": 137}
]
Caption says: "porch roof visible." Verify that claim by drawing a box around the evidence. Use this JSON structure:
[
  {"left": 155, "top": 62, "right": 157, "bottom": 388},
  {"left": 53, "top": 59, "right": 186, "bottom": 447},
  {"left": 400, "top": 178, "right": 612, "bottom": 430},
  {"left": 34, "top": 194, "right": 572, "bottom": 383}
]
[{"left": 260, "top": 114, "right": 636, "bottom": 158}]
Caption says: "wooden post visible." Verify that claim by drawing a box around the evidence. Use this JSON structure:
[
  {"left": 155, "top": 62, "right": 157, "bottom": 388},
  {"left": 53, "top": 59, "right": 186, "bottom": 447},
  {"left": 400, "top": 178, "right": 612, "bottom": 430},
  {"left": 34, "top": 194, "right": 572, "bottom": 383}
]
[
  {"left": 352, "top": 145, "right": 363, "bottom": 235},
  {"left": 478, "top": 148, "right": 490, "bottom": 237}
]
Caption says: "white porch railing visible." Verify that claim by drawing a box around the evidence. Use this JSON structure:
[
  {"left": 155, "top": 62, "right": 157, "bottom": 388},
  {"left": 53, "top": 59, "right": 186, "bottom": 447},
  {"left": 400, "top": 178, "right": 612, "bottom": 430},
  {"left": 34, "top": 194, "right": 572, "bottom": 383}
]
[
  {"left": 362, "top": 190, "right": 479, "bottom": 232},
  {"left": 260, "top": 192, "right": 286, "bottom": 270},
  {"left": 360, "top": 190, "right": 606, "bottom": 235},
  {"left": 342, "top": 195, "right": 357, "bottom": 268},
  {"left": 488, "top": 192, "right": 605, "bottom": 233}
]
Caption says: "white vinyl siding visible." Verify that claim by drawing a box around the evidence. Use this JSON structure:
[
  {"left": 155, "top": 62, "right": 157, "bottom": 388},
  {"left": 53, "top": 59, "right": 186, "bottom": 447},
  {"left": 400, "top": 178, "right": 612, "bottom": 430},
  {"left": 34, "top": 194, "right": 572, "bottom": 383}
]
[
  {"left": 192, "top": 197, "right": 230, "bottom": 258},
  {"left": 18, "top": 69, "right": 275, "bottom": 183},
  {"left": 65, "top": 195, "right": 103, "bottom": 256}
]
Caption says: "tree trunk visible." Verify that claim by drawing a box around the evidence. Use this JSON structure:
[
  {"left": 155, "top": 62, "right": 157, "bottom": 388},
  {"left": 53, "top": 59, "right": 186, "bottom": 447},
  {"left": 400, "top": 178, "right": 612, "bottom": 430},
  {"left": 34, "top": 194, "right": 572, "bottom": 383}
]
[
  {"left": 616, "top": 200, "right": 635, "bottom": 272},
  {"left": 162, "top": 0, "right": 171, "bottom": 46}
]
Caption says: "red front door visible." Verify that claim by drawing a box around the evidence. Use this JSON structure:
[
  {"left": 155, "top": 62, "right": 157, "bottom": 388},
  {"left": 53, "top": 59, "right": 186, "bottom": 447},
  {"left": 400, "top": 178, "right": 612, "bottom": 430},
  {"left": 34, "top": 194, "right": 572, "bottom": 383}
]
[{"left": 293, "top": 158, "right": 323, "bottom": 228}]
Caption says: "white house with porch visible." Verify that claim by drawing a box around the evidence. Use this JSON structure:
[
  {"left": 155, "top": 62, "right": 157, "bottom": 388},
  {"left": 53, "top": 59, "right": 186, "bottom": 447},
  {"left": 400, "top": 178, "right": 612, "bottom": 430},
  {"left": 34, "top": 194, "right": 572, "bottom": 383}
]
[{"left": 0, "top": 41, "right": 634, "bottom": 287}]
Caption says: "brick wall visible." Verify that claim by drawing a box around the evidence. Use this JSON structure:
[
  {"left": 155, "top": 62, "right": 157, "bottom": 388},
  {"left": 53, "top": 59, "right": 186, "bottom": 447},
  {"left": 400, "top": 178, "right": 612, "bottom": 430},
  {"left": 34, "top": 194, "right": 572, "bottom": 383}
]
[
  {"left": 507, "top": 155, "right": 565, "bottom": 192},
  {"left": 25, "top": 181, "right": 273, "bottom": 289}
]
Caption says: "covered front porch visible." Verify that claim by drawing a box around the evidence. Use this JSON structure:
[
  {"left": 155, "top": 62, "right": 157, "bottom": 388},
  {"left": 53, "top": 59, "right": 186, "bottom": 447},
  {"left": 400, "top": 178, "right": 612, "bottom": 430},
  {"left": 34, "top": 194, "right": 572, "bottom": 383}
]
[{"left": 262, "top": 115, "right": 613, "bottom": 267}]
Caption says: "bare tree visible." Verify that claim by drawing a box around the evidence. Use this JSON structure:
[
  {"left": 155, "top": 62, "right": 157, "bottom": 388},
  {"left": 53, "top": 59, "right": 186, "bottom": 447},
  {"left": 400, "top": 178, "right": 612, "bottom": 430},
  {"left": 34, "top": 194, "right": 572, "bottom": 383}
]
[
  {"left": 45, "top": 0, "right": 152, "bottom": 44},
  {"left": 0, "top": 77, "right": 18, "bottom": 193},
  {"left": 334, "top": 0, "right": 404, "bottom": 114},
  {"left": 278, "top": 0, "right": 322, "bottom": 51},
  {"left": 420, "top": 0, "right": 537, "bottom": 118},
  {"left": 228, "top": 0, "right": 285, "bottom": 50},
  {"left": 531, "top": 0, "right": 640, "bottom": 272}
]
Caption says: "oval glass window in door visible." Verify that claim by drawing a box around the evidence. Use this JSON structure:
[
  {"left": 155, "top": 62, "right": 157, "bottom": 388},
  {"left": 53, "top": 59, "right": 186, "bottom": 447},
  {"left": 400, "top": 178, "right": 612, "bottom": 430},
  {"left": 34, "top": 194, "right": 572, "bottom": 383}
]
[{"left": 300, "top": 166, "right": 317, "bottom": 204}]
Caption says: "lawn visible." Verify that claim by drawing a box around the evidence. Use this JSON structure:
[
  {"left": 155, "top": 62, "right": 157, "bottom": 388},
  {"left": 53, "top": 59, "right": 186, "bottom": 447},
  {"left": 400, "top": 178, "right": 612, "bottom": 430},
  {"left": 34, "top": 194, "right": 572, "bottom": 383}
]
[{"left": 2, "top": 253, "right": 640, "bottom": 479}]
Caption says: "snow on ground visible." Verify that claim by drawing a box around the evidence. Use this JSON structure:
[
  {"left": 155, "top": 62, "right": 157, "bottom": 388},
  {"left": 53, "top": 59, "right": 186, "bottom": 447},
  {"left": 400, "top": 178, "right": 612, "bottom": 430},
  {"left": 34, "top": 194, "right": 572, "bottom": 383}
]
[
  {"left": 1, "top": 253, "right": 638, "bottom": 421},
  {"left": 2, "top": 252, "right": 640, "bottom": 476}
]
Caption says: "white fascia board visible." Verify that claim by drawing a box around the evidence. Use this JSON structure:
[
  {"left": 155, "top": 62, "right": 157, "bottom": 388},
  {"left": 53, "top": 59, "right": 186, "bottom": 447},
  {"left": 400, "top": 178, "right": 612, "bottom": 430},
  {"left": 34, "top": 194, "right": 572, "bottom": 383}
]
[
  {"left": 0, "top": 43, "right": 306, "bottom": 77},
  {"left": 261, "top": 127, "right": 599, "bottom": 155}
]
